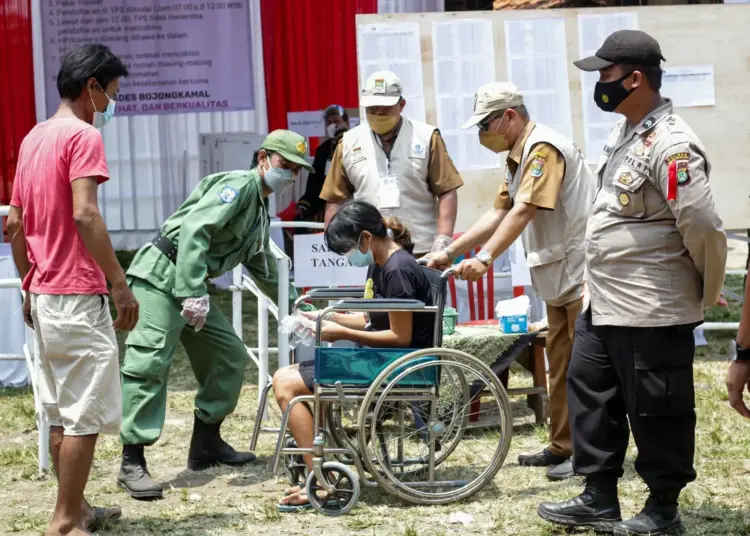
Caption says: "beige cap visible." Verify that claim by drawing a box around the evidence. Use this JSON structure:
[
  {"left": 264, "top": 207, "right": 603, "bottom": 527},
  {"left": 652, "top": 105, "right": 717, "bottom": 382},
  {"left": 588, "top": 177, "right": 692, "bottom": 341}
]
[
  {"left": 460, "top": 82, "right": 524, "bottom": 129},
  {"left": 360, "top": 70, "right": 403, "bottom": 108}
]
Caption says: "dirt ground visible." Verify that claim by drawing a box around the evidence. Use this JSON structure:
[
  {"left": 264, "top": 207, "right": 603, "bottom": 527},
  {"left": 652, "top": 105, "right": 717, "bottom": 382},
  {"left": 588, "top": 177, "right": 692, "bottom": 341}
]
[{"left": 1, "top": 277, "right": 749, "bottom": 536}]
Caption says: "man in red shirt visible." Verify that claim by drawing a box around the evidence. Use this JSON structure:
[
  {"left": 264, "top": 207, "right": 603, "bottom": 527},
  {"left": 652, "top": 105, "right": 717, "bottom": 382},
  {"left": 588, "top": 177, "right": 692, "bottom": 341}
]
[{"left": 7, "top": 44, "right": 138, "bottom": 536}]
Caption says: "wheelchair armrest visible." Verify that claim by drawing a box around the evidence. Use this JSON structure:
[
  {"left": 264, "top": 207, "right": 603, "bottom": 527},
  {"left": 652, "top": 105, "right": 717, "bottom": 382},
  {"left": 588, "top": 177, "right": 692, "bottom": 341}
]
[
  {"left": 306, "top": 287, "right": 366, "bottom": 300},
  {"left": 331, "top": 298, "right": 427, "bottom": 312}
]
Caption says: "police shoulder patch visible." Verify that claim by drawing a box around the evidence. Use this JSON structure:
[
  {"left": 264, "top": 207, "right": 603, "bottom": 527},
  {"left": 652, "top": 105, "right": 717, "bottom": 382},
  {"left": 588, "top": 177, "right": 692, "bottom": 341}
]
[
  {"left": 529, "top": 158, "right": 544, "bottom": 178},
  {"left": 676, "top": 159, "right": 690, "bottom": 186},
  {"left": 530, "top": 151, "right": 548, "bottom": 160},
  {"left": 219, "top": 185, "right": 239, "bottom": 204},
  {"left": 666, "top": 151, "right": 690, "bottom": 164}
]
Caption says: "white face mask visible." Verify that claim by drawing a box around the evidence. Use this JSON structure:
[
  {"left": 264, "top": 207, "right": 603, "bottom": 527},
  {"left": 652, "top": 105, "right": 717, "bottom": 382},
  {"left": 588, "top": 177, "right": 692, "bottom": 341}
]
[
  {"left": 326, "top": 123, "right": 340, "bottom": 139},
  {"left": 90, "top": 84, "right": 116, "bottom": 129}
]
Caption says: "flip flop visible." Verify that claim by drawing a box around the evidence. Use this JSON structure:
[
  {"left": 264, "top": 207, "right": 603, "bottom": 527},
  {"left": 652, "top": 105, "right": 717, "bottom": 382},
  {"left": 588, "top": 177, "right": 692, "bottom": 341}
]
[
  {"left": 85, "top": 506, "right": 122, "bottom": 532},
  {"left": 277, "top": 502, "right": 313, "bottom": 513}
]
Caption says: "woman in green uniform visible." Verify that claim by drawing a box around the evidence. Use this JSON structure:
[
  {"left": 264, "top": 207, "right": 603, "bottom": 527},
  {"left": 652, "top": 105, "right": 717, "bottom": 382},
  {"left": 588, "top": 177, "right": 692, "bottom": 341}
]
[{"left": 117, "top": 130, "right": 314, "bottom": 500}]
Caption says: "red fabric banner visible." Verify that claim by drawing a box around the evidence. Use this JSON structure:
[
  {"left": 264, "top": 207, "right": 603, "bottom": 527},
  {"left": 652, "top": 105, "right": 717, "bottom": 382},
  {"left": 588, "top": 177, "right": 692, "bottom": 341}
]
[
  {"left": 260, "top": 0, "right": 377, "bottom": 154},
  {"left": 0, "top": 0, "right": 36, "bottom": 209}
]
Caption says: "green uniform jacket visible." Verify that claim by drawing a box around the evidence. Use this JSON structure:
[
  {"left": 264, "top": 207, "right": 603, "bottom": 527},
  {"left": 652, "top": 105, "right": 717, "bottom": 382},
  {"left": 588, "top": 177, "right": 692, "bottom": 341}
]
[{"left": 127, "top": 168, "right": 298, "bottom": 306}]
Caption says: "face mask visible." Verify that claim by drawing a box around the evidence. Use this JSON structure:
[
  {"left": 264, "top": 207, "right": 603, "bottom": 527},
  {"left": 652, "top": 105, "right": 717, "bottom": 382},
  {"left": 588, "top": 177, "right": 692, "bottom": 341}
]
[
  {"left": 594, "top": 72, "right": 635, "bottom": 113},
  {"left": 345, "top": 233, "right": 375, "bottom": 268},
  {"left": 367, "top": 114, "right": 399, "bottom": 135},
  {"left": 90, "top": 86, "right": 115, "bottom": 129},
  {"left": 326, "top": 123, "right": 340, "bottom": 139},
  {"left": 478, "top": 116, "right": 511, "bottom": 153},
  {"left": 262, "top": 159, "right": 295, "bottom": 194}
]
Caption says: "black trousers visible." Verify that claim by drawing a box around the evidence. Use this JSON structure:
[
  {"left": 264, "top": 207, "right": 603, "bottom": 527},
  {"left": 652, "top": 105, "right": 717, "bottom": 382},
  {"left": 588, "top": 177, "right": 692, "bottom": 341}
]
[{"left": 568, "top": 309, "right": 697, "bottom": 495}]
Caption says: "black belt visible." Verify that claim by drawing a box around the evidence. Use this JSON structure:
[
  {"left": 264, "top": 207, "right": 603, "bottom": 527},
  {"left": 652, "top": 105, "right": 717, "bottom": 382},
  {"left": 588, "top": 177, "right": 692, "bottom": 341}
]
[{"left": 151, "top": 234, "right": 178, "bottom": 263}]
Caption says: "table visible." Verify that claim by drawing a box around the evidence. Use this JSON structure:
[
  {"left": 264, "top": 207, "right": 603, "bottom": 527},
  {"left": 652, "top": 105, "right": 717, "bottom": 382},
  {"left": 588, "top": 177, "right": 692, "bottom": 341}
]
[{"left": 444, "top": 323, "right": 549, "bottom": 424}]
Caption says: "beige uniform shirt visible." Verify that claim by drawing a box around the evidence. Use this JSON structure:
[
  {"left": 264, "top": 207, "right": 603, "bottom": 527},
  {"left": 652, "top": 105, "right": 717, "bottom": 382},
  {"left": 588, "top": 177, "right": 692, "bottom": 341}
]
[
  {"left": 321, "top": 130, "right": 463, "bottom": 204},
  {"left": 585, "top": 98, "right": 727, "bottom": 327},
  {"left": 493, "top": 122, "right": 566, "bottom": 212}
]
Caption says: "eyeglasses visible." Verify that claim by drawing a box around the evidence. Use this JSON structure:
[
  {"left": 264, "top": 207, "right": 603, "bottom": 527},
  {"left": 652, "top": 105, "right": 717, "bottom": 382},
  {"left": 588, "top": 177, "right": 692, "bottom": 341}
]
[{"left": 477, "top": 111, "right": 505, "bottom": 132}]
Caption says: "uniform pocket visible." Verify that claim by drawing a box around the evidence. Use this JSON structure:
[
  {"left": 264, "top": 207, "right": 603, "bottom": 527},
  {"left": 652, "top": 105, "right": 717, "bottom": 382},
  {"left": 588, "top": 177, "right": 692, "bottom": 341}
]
[
  {"left": 525, "top": 243, "right": 572, "bottom": 303},
  {"left": 634, "top": 329, "right": 695, "bottom": 416},
  {"left": 606, "top": 167, "right": 647, "bottom": 219}
]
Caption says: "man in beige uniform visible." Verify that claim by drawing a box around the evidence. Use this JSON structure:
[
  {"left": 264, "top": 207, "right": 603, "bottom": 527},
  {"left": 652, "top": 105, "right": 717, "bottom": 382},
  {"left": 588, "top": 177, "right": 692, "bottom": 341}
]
[
  {"left": 426, "top": 82, "right": 595, "bottom": 480},
  {"left": 320, "top": 70, "right": 463, "bottom": 256},
  {"left": 538, "top": 30, "right": 727, "bottom": 536}
]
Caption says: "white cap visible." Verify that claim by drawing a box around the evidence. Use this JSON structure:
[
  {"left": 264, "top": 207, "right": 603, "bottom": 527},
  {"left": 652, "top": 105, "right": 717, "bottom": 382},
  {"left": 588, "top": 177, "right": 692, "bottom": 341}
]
[
  {"left": 460, "top": 82, "right": 525, "bottom": 129},
  {"left": 360, "top": 70, "right": 403, "bottom": 108}
]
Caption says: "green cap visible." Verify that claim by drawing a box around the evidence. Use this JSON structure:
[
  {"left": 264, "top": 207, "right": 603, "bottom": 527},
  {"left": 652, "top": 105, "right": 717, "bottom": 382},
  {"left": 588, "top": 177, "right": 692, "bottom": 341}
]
[{"left": 261, "top": 129, "right": 315, "bottom": 173}]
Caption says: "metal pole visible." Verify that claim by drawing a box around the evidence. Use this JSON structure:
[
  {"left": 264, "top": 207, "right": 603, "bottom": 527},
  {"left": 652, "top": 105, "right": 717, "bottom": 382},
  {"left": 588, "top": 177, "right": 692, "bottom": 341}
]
[
  {"left": 231, "top": 265, "right": 243, "bottom": 338},
  {"left": 257, "top": 294, "right": 269, "bottom": 408},
  {"left": 277, "top": 255, "right": 290, "bottom": 368},
  {"left": 701, "top": 322, "right": 739, "bottom": 331}
]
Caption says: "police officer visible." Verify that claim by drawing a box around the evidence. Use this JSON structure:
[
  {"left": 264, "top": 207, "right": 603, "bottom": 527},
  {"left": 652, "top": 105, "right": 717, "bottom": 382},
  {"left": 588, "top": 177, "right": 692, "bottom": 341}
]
[
  {"left": 537, "top": 30, "right": 727, "bottom": 535},
  {"left": 320, "top": 70, "right": 464, "bottom": 257},
  {"left": 117, "top": 130, "right": 314, "bottom": 500},
  {"left": 425, "top": 82, "right": 595, "bottom": 480}
]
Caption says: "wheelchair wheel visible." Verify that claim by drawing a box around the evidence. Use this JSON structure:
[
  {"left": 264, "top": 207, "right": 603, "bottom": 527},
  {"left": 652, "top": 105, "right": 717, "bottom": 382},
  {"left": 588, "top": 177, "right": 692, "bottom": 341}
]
[
  {"left": 325, "top": 403, "right": 365, "bottom": 464},
  {"left": 305, "top": 461, "right": 360, "bottom": 516},
  {"left": 357, "top": 348, "right": 513, "bottom": 506}
]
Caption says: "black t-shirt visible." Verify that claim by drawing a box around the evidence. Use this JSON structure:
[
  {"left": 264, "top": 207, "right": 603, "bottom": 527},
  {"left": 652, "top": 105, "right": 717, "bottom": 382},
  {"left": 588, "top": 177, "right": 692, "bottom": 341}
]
[{"left": 366, "top": 249, "right": 436, "bottom": 348}]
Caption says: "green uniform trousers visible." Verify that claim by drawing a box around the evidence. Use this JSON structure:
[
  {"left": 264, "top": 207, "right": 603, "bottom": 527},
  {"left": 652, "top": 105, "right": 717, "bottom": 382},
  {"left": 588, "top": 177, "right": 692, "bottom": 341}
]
[{"left": 120, "top": 277, "right": 248, "bottom": 446}]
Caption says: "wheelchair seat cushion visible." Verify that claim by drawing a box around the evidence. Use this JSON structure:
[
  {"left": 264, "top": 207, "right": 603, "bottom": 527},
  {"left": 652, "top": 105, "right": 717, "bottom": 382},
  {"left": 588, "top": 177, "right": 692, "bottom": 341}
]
[{"left": 314, "top": 347, "right": 437, "bottom": 387}]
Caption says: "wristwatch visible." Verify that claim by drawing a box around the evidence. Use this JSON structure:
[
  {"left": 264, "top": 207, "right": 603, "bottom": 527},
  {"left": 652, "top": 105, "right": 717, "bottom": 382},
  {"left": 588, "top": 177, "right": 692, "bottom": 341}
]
[
  {"left": 731, "top": 339, "right": 750, "bottom": 362},
  {"left": 476, "top": 250, "right": 493, "bottom": 266}
]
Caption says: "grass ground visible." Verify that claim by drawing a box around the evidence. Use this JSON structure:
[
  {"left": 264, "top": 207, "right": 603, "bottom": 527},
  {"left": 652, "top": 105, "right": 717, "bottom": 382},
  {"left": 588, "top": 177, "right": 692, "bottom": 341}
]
[{"left": 0, "top": 268, "right": 748, "bottom": 535}]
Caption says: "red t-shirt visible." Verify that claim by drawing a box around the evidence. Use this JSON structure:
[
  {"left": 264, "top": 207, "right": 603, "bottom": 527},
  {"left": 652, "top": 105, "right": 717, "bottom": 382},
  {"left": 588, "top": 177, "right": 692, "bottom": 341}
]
[{"left": 10, "top": 117, "right": 110, "bottom": 295}]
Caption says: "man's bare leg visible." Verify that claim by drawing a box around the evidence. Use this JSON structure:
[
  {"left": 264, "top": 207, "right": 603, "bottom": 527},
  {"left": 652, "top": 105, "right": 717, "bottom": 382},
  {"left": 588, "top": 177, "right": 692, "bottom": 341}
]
[
  {"left": 49, "top": 427, "right": 120, "bottom": 528},
  {"left": 46, "top": 433, "right": 98, "bottom": 534}
]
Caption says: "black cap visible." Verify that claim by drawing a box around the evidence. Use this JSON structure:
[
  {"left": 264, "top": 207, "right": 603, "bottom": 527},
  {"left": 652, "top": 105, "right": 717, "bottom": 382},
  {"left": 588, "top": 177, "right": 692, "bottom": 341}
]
[{"left": 574, "top": 30, "right": 666, "bottom": 72}]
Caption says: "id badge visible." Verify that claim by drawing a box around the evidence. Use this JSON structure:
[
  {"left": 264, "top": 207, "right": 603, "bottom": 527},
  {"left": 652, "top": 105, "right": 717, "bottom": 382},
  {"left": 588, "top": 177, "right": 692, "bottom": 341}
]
[{"left": 377, "top": 173, "right": 400, "bottom": 209}]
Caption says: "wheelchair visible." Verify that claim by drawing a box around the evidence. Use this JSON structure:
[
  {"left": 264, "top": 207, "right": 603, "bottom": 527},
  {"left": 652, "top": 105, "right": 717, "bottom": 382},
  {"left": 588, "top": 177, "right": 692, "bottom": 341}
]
[{"left": 249, "top": 265, "right": 513, "bottom": 515}]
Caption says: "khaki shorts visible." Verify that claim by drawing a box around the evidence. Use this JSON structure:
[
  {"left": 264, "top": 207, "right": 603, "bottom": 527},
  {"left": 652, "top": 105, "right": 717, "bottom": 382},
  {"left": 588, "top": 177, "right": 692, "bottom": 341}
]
[{"left": 31, "top": 294, "right": 122, "bottom": 436}]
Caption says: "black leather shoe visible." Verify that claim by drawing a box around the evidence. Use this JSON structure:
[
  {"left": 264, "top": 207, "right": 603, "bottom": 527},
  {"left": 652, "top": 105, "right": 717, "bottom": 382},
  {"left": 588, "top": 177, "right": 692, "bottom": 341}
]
[
  {"left": 538, "top": 486, "right": 622, "bottom": 532},
  {"left": 518, "top": 448, "right": 568, "bottom": 467},
  {"left": 187, "top": 413, "right": 257, "bottom": 471},
  {"left": 117, "top": 445, "right": 164, "bottom": 501},
  {"left": 613, "top": 495, "right": 685, "bottom": 535},
  {"left": 546, "top": 458, "right": 576, "bottom": 481}
]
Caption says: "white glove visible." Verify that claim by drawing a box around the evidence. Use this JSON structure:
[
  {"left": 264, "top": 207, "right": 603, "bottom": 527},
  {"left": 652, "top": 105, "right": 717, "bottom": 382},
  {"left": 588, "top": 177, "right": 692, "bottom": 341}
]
[
  {"left": 181, "top": 295, "right": 210, "bottom": 331},
  {"left": 431, "top": 234, "right": 453, "bottom": 253}
]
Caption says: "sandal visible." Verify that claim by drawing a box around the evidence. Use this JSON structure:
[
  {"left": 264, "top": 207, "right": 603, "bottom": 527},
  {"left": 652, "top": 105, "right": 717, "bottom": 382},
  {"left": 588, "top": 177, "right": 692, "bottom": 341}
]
[{"left": 84, "top": 506, "right": 122, "bottom": 532}]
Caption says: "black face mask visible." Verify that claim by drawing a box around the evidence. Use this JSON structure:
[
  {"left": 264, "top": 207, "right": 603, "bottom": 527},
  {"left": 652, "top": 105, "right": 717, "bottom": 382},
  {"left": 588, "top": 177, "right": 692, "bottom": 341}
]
[{"left": 594, "top": 71, "right": 635, "bottom": 112}]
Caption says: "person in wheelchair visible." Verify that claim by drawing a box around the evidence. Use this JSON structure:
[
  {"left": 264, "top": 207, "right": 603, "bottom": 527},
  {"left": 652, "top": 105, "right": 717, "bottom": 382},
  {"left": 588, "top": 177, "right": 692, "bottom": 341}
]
[{"left": 272, "top": 200, "right": 436, "bottom": 510}]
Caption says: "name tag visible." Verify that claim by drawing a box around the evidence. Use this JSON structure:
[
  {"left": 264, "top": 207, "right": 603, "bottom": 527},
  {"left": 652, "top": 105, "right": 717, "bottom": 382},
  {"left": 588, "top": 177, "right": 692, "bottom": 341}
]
[
  {"left": 377, "top": 173, "right": 400, "bottom": 209},
  {"left": 350, "top": 145, "right": 366, "bottom": 165},
  {"left": 623, "top": 154, "right": 650, "bottom": 174},
  {"left": 410, "top": 141, "right": 427, "bottom": 160},
  {"left": 324, "top": 159, "right": 332, "bottom": 175}
]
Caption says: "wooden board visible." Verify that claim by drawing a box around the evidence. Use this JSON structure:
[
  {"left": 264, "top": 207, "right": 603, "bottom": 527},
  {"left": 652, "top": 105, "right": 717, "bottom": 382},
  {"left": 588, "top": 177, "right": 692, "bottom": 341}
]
[{"left": 356, "top": 6, "right": 750, "bottom": 231}]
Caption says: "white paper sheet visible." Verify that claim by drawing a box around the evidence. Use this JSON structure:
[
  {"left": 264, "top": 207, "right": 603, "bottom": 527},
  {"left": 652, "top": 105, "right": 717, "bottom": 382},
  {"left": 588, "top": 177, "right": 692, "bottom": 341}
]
[
  {"left": 504, "top": 18, "right": 573, "bottom": 139},
  {"left": 357, "top": 23, "right": 426, "bottom": 123},
  {"left": 577, "top": 12, "right": 639, "bottom": 163},
  {"left": 510, "top": 238, "right": 532, "bottom": 288},
  {"left": 662, "top": 65, "right": 716, "bottom": 108},
  {"left": 287, "top": 110, "right": 325, "bottom": 138},
  {"left": 431, "top": 19, "right": 499, "bottom": 171}
]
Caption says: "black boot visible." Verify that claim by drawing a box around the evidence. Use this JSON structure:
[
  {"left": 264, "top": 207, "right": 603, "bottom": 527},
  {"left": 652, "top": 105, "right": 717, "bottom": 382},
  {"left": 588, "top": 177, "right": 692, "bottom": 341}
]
[
  {"left": 117, "top": 445, "right": 163, "bottom": 501},
  {"left": 187, "top": 412, "right": 257, "bottom": 471},
  {"left": 538, "top": 475, "right": 622, "bottom": 532},
  {"left": 518, "top": 448, "right": 568, "bottom": 467},
  {"left": 613, "top": 493, "right": 685, "bottom": 535}
]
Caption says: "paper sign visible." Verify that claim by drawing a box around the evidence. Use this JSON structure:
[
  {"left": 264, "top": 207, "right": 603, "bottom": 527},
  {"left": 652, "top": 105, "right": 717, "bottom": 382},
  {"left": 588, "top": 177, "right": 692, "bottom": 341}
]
[
  {"left": 287, "top": 111, "right": 325, "bottom": 138},
  {"left": 510, "top": 238, "right": 532, "bottom": 288},
  {"left": 662, "top": 66, "right": 716, "bottom": 108},
  {"left": 293, "top": 234, "right": 368, "bottom": 288}
]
